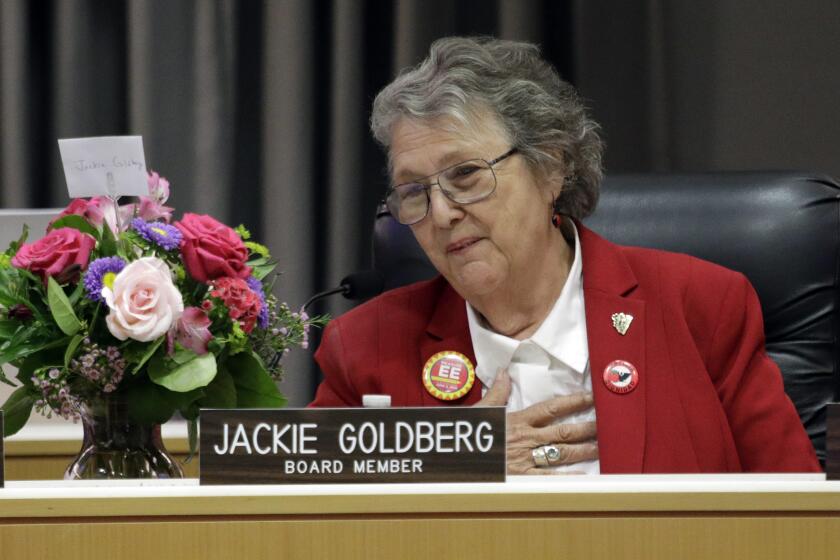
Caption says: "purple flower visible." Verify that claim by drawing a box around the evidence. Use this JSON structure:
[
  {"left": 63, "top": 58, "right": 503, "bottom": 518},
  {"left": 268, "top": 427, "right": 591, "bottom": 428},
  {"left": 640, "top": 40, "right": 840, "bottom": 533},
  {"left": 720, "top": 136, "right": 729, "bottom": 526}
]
[
  {"left": 246, "top": 276, "right": 270, "bottom": 329},
  {"left": 83, "top": 257, "right": 126, "bottom": 303},
  {"left": 132, "top": 218, "right": 183, "bottom": 251},
  {"left": 245, "top": 276, "right": 265, "bottom": 297},
  {"left": 257, "top": 305, "right": 269, "bottom": 329}
]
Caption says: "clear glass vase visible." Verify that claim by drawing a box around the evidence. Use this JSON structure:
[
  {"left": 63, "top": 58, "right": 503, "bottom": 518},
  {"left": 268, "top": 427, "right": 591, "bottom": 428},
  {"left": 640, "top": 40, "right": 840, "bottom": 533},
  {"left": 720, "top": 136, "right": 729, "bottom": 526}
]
[{"left": 64, "top": 393, "right": 184, "bottom": 480}]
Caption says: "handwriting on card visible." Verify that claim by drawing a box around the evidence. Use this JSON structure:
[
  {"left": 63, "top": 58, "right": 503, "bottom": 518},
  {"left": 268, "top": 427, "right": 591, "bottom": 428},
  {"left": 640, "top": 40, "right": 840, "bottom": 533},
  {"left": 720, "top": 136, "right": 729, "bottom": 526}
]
[
  {"left": 58, "top": 136, "right": 149, "bottom": 198},
  {"left": 69, "top": 157, "right": 145, "bottom": 173}
]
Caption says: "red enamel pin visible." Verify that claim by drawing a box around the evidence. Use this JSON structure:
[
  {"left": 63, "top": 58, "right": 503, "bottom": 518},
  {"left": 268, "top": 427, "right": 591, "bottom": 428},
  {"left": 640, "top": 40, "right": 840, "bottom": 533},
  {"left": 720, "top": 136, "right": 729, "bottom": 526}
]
[{"left": 602, "top": 359, "right": 639, "bottom": 394}]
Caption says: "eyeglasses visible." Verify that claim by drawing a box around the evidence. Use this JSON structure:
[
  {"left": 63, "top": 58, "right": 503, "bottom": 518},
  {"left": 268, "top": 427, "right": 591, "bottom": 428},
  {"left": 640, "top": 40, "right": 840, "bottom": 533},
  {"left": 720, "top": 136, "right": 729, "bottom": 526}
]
[{"left": 384, "top": 148, "right": 518, "bottom": 225}]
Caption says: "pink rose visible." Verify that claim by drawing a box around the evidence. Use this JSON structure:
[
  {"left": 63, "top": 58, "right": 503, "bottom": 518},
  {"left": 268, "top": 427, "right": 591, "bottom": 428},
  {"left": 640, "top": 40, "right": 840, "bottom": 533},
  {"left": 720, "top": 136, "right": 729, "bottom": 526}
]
[
  {"left": 174, "top": 214, "right": 251, "bottom": 283},
  {"left": 11, "top": 227, "right": 95, "bottom": 281},
  {"left": 170, "top": 307, "right": 212, "bottom": 355},
  {"left": 102, "top": 257, "right": 184, "bottom": 342},
  {"left": 50, "top": 199, "right": 89, "bottom": 227}
]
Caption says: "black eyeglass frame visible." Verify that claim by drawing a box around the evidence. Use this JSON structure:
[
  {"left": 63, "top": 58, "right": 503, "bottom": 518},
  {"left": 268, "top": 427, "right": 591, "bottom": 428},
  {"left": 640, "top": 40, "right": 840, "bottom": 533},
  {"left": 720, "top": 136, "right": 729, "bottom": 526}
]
[{"left": 383, "top": 148, "right": 518, "bottom": 225}]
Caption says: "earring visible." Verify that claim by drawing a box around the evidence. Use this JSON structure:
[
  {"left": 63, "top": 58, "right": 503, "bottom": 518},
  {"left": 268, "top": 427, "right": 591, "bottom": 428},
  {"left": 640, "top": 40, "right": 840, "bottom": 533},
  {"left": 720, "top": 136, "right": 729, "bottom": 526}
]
[{"left": 551, "top": 211, "right": 562, "bottom": 229}]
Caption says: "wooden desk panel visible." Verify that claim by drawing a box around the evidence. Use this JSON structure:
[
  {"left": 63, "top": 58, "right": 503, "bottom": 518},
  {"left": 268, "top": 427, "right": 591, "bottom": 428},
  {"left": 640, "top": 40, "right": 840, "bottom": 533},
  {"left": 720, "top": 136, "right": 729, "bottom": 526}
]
[
  {"left": 0, "top": 476, "right": 838, "bottom": 559},
  {"left": 2, "top": 516, "right": 839, "bottom": 560}
]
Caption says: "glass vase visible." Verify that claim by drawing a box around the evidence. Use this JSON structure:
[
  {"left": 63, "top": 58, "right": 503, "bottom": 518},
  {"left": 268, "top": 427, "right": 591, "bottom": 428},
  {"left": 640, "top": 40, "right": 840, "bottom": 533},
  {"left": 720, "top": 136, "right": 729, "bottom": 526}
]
[{"left": 64, "top": 393, "right": 184, "bottom": 480}]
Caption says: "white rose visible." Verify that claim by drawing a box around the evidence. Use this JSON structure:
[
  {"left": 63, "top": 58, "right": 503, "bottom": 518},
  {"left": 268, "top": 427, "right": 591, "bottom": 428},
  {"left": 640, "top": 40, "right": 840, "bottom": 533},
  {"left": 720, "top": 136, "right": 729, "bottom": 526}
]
[{"left": 103, "top": 256, "right": 184, "bottom": 342}]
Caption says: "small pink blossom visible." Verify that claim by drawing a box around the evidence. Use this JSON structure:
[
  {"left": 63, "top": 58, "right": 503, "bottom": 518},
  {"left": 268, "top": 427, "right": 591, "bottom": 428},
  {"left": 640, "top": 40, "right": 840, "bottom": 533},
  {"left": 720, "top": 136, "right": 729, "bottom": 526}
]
[
  {"left": 170, "top": 306, "right": 213, "bottom": 355},
  {"left": 119, "top": 197, "right": 174, "bottom": 223},
  {"left": 116, "top": 171, "right": 174, "bottom": 223},
  {"left": 147, "top": 171, "right": 170, "bottom": 203},
  {"left": 50, "top": 197, "right": 120, "bottom": 232},
  {"left": 86, "top": 197, "right": 117, "bottom": 228}
]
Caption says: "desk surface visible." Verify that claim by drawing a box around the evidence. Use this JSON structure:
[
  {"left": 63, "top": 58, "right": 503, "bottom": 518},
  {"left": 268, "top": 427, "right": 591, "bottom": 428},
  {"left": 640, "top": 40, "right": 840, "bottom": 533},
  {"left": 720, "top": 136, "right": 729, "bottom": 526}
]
[
  {"left": 2, "top": 474, "right": 839, "bottom": 560},
  {"left": 0, "top": 474, "right": 836, "bottom": 518}
]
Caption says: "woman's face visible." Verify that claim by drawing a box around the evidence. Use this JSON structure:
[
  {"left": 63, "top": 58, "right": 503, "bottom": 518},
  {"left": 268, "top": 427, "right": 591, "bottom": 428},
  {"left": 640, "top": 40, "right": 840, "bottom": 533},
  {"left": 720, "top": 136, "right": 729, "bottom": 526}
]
[{"left": 389, "top": 115, "right": 558, "bottom": 300}]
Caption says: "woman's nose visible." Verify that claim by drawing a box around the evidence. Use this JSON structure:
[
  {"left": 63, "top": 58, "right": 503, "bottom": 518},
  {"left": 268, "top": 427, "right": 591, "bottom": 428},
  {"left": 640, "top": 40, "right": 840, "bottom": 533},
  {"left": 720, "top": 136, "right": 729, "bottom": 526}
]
[{"left": 428, "top": 187, "right": 464, "bottom": 228}]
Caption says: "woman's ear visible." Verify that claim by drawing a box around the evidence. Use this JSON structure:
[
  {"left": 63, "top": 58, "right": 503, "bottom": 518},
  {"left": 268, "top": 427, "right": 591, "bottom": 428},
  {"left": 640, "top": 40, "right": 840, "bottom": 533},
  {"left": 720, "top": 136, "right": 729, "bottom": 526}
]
[{"left": 540, "top": 168, "right": 566, "bottom": 205}]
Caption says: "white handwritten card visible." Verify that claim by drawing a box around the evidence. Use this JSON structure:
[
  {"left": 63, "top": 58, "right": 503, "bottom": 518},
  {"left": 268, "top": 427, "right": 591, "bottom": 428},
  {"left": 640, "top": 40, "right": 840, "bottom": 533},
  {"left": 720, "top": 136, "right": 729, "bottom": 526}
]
[{"left": 58, "top": 136, "right": 148, "bottom": 198}]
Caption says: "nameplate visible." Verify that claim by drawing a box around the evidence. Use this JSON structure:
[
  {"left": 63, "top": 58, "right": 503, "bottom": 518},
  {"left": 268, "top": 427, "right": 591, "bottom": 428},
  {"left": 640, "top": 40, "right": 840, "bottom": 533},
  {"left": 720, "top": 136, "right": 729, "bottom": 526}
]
[
  {"left": 199, "top": 407, "right": 506, "bottom": 485},
  {"left": 827, "top": 403, "right": 840, "bottom": 479}
]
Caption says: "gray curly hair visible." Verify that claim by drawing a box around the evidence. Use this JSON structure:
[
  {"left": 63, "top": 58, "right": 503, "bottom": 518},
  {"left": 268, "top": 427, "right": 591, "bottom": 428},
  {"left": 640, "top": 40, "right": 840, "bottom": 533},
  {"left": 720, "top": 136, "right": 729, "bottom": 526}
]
[{"left": 371, "top": 36, "right": 604, "bottom": 220}]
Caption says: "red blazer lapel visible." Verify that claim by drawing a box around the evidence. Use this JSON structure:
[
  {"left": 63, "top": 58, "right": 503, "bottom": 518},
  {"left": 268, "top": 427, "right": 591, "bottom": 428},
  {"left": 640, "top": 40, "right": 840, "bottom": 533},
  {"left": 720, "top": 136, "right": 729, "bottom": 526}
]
[
  {"left": 419, "top": 282, "right": 483, "bottom": 406},
  {"left": 579, "top": 224, "right": 647, "bottom": 473},
  {"left": 412, "top": 225, "right": 648, "bottom": 470}
]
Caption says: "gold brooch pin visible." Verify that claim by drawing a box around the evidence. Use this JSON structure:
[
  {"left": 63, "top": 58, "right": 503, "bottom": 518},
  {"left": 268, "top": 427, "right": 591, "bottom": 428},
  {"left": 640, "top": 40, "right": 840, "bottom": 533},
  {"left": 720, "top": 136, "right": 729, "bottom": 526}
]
[{"left": 611, "top": 312, "right": 634, "bottom": 335}]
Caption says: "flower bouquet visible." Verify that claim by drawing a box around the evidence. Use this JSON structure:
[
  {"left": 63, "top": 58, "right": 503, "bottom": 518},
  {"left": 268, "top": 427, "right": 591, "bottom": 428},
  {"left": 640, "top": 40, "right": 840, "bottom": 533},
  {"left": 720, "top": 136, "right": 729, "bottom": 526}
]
[{"left": 0, "top": 172, "right": 323, "bottom": 477}]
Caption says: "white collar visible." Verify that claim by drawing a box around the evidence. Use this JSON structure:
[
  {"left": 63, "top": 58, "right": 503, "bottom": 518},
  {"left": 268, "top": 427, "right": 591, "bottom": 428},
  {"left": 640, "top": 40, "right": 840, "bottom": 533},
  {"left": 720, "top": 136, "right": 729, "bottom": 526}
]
[{"left": 466, "top": 222, "right": 588, "bottom": 386}]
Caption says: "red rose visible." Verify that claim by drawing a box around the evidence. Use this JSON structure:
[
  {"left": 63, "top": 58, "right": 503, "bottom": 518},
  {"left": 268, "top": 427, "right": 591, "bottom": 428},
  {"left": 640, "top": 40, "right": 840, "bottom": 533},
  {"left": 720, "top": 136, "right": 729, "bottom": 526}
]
[
  {"left": 210, "top": 277, "right": 262, "bottom": 333},
  {"left": 50, "top": 199, "right": 89, "bottom": 228},
  {"left": 11, "top": 227, "right": 95, "bottom": 281},
  {"left": 174, "top": 213, "right": 251, "bottom": 283}
]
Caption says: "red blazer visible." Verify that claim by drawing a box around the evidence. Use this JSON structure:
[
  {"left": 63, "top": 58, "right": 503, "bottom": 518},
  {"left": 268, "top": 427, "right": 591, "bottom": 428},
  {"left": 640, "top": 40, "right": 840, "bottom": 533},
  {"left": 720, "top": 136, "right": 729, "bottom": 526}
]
[{"left": 311, "top": 225, "right": 820, "bottom": 473}]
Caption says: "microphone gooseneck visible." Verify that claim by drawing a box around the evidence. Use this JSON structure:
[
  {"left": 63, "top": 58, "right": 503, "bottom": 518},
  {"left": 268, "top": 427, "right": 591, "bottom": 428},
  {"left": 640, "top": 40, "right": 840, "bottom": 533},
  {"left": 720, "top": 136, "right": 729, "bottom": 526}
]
[{"left": 302, "top": 270, "right": 385, "bottom": 311}]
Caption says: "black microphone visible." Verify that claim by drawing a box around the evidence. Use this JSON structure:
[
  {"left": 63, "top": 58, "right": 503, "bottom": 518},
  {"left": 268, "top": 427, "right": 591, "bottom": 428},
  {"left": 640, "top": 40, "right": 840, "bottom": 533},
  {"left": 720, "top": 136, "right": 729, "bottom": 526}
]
[{"left": 303, "top": 270, "right": 384, "bottom": 311}]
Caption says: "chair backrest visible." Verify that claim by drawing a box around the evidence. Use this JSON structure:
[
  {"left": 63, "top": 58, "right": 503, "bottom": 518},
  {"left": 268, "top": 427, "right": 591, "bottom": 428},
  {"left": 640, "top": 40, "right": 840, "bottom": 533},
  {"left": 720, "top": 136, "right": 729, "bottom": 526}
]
[{"left": 372, "top": 172, "right": 840, "bottom": 462}]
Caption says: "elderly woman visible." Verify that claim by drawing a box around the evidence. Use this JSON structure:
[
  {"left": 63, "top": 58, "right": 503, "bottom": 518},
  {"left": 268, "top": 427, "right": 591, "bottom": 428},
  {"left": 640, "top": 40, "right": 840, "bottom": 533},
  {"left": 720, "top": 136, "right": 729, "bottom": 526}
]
[{"left": 311, "top": 37, "right": 819, "bottom": 474}]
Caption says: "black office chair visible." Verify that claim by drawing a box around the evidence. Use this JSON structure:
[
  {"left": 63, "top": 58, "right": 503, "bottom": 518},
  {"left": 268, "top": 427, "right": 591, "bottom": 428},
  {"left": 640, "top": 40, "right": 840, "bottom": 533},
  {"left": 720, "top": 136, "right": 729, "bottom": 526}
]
[{"left": 371, "top": 171, "right": 840, "bottom": 463}]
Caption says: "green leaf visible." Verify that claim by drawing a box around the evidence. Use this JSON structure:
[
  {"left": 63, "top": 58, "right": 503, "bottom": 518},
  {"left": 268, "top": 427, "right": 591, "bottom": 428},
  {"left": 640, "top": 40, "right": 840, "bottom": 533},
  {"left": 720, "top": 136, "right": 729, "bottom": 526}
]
[
  {"left": 64, "top": 333, "right": 84, "bottom": 368},
  {"left": 88, "top": 303, "right": 102, "bottom": 333},
  {"left": 227, "top": 352, "right": 287, "bottom": 408},
  {"left": 0, "top": 267, "right": 48, "bottom": 324},
  {"left": 125, "top": 383, "right": 178, "bottom": 425},
  {"left": 199, "top": 367, "right": 236, "bottom": 408},
  {"left": 48, "top": 215, "right": 99, "bottom": 239},
  {"left": 47, "top": 277, "right": 82, "bottom": 335},
  {"left": 251, "top": 262, "right": 277, "bottom": 281},
  {"left": 170, "top": 388, "right": 204, "bottom": 410},
  {"left": 131, "top": 336, "right": 165, "bottom": 374},
  {"left": 16, "top": 296, "right": 49, "bottom": 324},
  {"left": 0, "top": 319, "right": 22, "bottom": 341},
  {"left": 14, "top": 267, "right": 42, "bottom": 286},
  {"left": 68, "top": 279, "right": 85, "bottom": 306},
  {"left": 6, "top": 224, "right": 29, "bottom": 255},
  {"left": 1, "top": 386, "right": 37, "bottom": 436},
  {"left": 246, "top": 257, "right": 268, "bottom": 267},
  {"left": 0, "top": 335, "right": 68, "bottom": 365},
  {"left": 149, "top": 352, "right": 217, "bottom": 392},
  {"left": 0, "top": 364, "right": 16, "bottom": 387},
  {"left": 171, "top": 345, "right": 198, "bottom": 365},
  {"left": 99, "top": 222, "right": 118, "bottom": 257}
]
